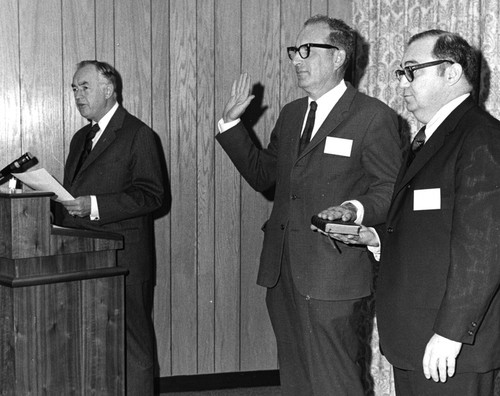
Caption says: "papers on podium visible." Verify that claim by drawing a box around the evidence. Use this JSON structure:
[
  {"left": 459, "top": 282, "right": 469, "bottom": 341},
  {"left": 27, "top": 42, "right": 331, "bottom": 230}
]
[{"left": 13, "top": 168, "right": 74, "bottom": 202}]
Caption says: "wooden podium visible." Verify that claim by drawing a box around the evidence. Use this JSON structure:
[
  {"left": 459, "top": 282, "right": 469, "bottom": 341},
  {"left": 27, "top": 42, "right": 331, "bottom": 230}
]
[{"left": 0, "top": 192, "right": 127, "bottom": 395}]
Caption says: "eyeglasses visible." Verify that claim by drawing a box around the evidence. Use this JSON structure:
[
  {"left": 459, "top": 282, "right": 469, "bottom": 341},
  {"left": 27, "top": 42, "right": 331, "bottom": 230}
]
[
  {"left": 287, "top": 43, "right": 339, "bottom": 60},
  {"left": 395, "top": 59, "right": 454, "bottom": 82}
]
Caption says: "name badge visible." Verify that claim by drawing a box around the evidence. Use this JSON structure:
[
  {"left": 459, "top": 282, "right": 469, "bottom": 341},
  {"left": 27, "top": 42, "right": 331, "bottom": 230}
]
[
  {"left": 324, "top": 136, "right": 353, "bottom": 157},
  {"left": 414, "top": 188, "right": 441, "bottom": 211}
]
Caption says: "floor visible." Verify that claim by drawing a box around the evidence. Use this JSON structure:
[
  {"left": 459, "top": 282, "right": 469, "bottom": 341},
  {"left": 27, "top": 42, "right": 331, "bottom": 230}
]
[
  {"left": 156, "top": 371, "right": 281, "bottom": 396},
  {"left": 160, "top": 386, "right": 281, "bottom": 395}
]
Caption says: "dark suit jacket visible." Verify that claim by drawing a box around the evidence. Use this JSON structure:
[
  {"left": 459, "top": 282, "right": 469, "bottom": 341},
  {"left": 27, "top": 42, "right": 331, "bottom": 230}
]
[
  {"left": 376, "top": 97, "right": 500, "bottom": 372},
  {"left": 217, "top": 83, "right": 402, "bottom": 301},
  {"left": 57, "top": 106, "right": 164, "bottom": 285}
]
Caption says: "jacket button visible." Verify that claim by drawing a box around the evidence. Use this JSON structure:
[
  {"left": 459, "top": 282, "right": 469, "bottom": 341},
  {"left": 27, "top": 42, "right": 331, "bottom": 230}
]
[
  {"left": 280, "top": 224, "right": 285, "bottom": 230},
  {"left": 468, "top": 330, "right": 474, "bottom": 336},
  {"left": 387, "top": 227, "right": 394, "bottom": 233},
  {"left": 471, "top": 322, "right": 477, "bottom": 327},
  {"left": 291, "top": 194, "right": 297, "bottom": 200}
]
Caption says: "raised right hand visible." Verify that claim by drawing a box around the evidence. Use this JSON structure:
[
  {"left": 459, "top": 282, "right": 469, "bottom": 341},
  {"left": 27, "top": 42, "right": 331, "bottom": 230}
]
[{"left": 222, "top": 73, "right": 255, "bottom": 123}]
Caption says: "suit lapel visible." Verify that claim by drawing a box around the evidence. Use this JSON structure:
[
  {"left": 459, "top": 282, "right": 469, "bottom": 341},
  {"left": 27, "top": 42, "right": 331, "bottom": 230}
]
[
  {"left": 67, "top": 123, "right": 92, "bottom": 183},
  {"left": 296, "top": 85, "right": 357, "bottom": 160},
  {"left": 289, "top": 98, "right": 308, "bottom": 157},
  {"left": 392, "top": 97, "right": 476, "bottom": 197},
  {"left": 77, "top": 106, "right": 126, "bottom": 174}
]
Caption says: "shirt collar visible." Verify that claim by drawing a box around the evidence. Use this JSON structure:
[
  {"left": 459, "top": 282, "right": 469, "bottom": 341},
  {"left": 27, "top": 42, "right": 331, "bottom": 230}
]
[
  {"left": 93, "top": 102, "right": 119, "bottom": 132},
  {"left": 424, "top": 93, "right": 470, "bottom": 140},
  {"left": 310, "top": 80, "right": 347, "bottom": 110}
]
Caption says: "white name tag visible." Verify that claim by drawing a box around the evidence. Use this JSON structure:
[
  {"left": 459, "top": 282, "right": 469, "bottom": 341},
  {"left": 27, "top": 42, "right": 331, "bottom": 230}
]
[
  {"left": 414, "top": 188, "right": 441, "bottom": 211},
  {"left": 324, "top": 136, "right": 353, "bottom": 157}
]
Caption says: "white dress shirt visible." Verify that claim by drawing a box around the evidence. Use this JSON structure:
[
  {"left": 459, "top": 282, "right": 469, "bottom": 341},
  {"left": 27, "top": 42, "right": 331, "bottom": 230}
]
[{"left": 89, "top": 102, "right": 119, "bottom": 220}]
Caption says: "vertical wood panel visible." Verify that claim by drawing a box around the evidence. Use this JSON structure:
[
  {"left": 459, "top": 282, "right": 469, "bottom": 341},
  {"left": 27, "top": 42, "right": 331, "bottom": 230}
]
[
  {"left": 19, "top": 0, "right": 64, "bottom": 180},
  {"left": 152, "top": 0, "right": 172, "bottom": 377},
  {"left": 95, "top": 0, "right": 115, "bottom": 64},
  {"left": 239, "top": 0, "right": 280, "bottom": 372},
  {"left": 0, "top": 288, "right": 14, "bottom": 390},
  {"left": 0, "top": 0, "right": 357, "bottom": 379},
  {"left": 281, "top": 1, "right": 310, "bottom": 107},
  {"left": 170, "top": 0, "right": 198, "bottom": 375},
  {"left": 0, "top": 0, "right": 21, "bottom": 170},
  {"left": 115, "top": 0, "right": 151, "bottom": 123},
  {"left": 312, "top": 0, "right": 329, "bottom": 15},
  {"left": 196, "top": 0, "right": 216, "bottom": 374},
  {"left": 62, "top": 0, "right": 96, "bottom": 162},
  {"left": 214, "top": 0, "right": 242, "bottom": 373}
]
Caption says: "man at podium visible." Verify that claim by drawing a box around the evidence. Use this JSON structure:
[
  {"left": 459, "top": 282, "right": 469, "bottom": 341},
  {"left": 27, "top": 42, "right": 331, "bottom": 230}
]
[{"left": 54, "top": 60, "right": 165, "bottom": 395}]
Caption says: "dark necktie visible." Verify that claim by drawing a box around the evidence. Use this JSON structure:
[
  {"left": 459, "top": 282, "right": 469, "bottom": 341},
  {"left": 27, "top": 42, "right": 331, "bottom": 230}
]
[
  {"left": 407, "top": 125, "right": 426, "bottom": 166},
  {"left": 298, "top": 101, "right": 317, "bottom": 155},
  {"left": 75, "top": 123, "right": 99, "bottom": 176}
]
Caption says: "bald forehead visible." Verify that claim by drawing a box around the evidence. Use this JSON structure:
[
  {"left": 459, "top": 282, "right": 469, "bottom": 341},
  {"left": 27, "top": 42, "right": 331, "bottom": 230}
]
[
  {"left": 72, "top": 64, "right": 108, "bottom": 86},
  {"left": 296, "top": 23, "right": 330, "bottom": 45},
  {"left": 403, "top": 36, "right": 438, "bottom": 65}
]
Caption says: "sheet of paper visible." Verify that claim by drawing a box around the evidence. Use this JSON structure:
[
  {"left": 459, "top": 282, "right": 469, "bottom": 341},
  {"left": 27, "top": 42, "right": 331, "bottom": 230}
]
[{"left": 13, "top": 168, "right": 74, "bottom": 202}]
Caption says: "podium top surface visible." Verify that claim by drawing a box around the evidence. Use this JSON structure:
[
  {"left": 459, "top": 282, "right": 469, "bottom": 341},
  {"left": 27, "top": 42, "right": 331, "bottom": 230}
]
[{"left": 0, "top": 191, "right": 54, "bottom": 199}]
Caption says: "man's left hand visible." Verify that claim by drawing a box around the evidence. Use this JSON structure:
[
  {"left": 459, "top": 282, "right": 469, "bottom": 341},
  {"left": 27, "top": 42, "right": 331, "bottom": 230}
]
[
  {"left": 61, "top": 196, "right": 92, "bottom": 218},
  {"left": 317, "top": 203, "right": 357, "bottom": 222},
  {"left": 422, "top": 333, "right": 462, "bottom": 382}
]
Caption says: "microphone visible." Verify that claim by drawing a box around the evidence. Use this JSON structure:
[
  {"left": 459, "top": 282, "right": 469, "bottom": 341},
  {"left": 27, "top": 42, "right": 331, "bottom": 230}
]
[{"left": 0, "top": 152, "right": 37, "bottom": 184}]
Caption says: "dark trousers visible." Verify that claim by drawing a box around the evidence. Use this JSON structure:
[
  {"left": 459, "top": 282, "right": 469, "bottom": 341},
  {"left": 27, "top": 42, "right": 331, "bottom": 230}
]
[
  {"left": 394, "top": 366, "right": 499, "bottom": 396},
  {"left": 266, "top": 244, "right": 365, "bottom": 396},
  {"left": 126, "top": 281, "right": 155, "bottom": 396}
]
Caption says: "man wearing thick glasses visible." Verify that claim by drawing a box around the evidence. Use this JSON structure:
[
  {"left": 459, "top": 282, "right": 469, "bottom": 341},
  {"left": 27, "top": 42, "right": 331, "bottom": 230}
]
[
  {"left": 216, "top": 15, "right": 402, "bottom": 395},
  {"left": 322, "top": 30, "right": 500, "bottom": 395}
]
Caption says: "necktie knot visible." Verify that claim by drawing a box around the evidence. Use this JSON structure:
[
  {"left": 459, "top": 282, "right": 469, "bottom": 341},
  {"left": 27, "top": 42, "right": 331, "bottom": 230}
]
[
  {"left": 84, "top": 123, "right": 100, "bottom": 151},
  {"left": 87, "top": 123, "right": 100, "bottom": 141},
  {"left": 411, "top": 126, "right": 426, "bottom": 153},
  {"left": 407, "top": 125, "right": 426, "bottom": 167}
]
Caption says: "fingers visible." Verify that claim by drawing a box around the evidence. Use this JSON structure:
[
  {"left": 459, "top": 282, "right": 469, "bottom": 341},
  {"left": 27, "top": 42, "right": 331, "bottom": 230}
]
[
  {"left": 438, "top": 357, "right": 448, "bottom": 382},
  {"left": 422, "top": 341, "right": 459, "bottom": 383},
  {"left": 317, "top": 205, "right": 356, "bottom": 222},
  {"left": 426, "top": 356, "right": 454, "bottom": 383},
  {"left": 233, "top": 73, "right": 251, "bottom": 99},
  {"left": 224, "top": 73, "right": 255, "bottom": 123},
  {"left": 317, "top": 206, "right": 344, "bottom": 220},
  {"left": 329, "top": 233, "right": 358, "bottom": 244},
  {"left": 422, "top": 348, "right": 431, "bottom": 379},
  {"left": 341, "top": 212, "right": 354, "bottom": 222},
  {"left": 236, "top": 73, "right": 249, "bottom": 95},
  {"left": 446, "top": 356, "right": 456, "bottom": 379},
  {"left": 423, "top": 348, "right": 442, "bottom": 382}
]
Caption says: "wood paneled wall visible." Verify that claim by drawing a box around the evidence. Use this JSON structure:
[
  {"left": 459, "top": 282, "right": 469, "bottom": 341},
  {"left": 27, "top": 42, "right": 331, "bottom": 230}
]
[{"left": 0, "top": 0, "right": 352, "bottom": 377}]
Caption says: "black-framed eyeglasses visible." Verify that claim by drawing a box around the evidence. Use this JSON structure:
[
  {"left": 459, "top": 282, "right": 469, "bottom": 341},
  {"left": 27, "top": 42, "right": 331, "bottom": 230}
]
[
  {"left": 287, "top": 43, "right": 339, "bottom": 60},
  {"left": 394, "top": 59, "right": 454, "bottom": 82}
]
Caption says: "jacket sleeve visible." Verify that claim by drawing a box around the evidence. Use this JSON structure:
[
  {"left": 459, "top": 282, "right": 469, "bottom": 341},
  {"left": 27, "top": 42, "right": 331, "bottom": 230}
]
[
  {"left": 433, "top": 123, "right": 500, "bottom": 344},
  {"left": 216, "top": 116, "right": 281, "bottom": 193},
  {"left": 354, "top": 104, "right": 403, "bottom": 226},
  {"left": 95, "top": 124, "right": 164, "bottom": 224}
]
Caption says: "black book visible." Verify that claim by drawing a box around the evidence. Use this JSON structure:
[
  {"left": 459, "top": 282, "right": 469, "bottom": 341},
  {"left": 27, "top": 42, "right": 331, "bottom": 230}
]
[{"left": 311, "top": 215, "right": 360, "bottom": 235}]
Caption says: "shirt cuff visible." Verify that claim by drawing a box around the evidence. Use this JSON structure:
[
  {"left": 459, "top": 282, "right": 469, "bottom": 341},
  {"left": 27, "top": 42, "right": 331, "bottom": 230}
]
[
  {"left": 342, "top": 199, "right": 364, "bottom": 224},
  {"left": 367, "top": 227, "right": 381, "bottom": 261},
  {"left": 218, "top": 118, "right": 240, "bottom": 133},
  {"left": 90, "top": 195, "right": 100, "bottom": 221}
]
